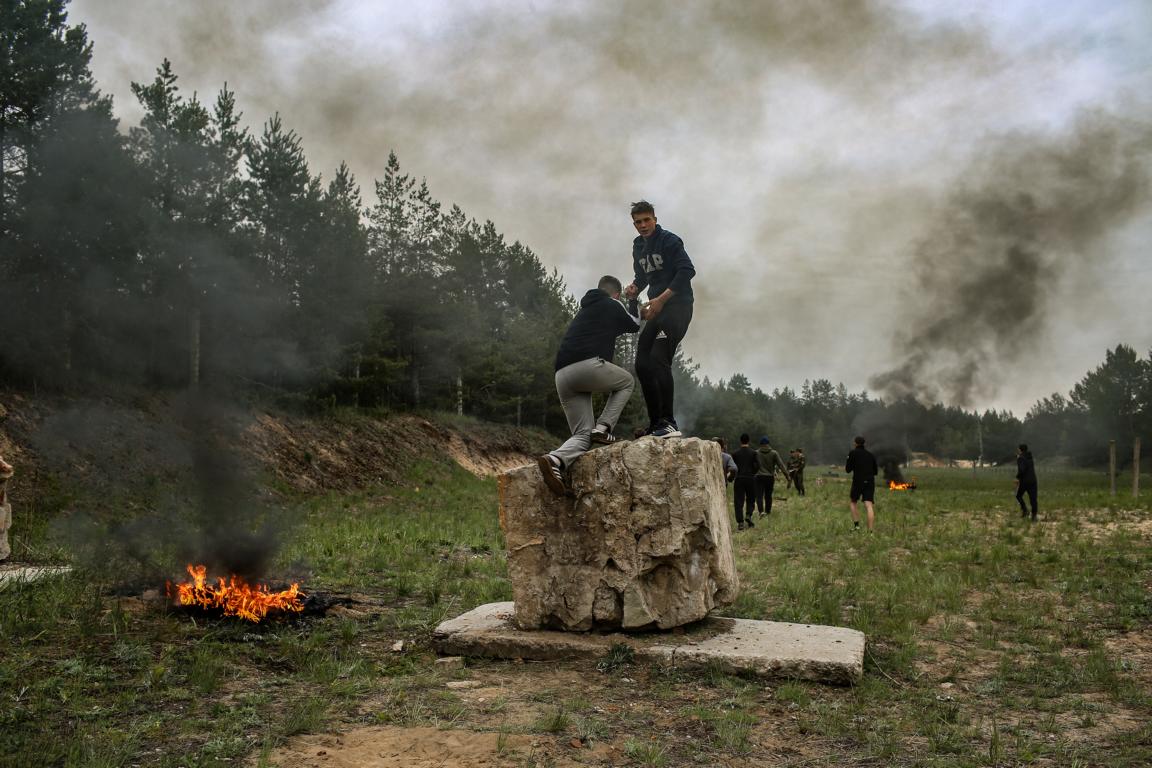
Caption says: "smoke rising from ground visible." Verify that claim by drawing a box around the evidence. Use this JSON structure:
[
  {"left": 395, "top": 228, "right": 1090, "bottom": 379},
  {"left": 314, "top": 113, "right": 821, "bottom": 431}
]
[
  {"left": 37, "top": 396, "right": 291, "bottom": 586},
  {"left": 870, "top": 115, "right": 1152, "bottom": 407},
  {"left": 69, "top": 0, "right": 1152, "bottom": 414}
]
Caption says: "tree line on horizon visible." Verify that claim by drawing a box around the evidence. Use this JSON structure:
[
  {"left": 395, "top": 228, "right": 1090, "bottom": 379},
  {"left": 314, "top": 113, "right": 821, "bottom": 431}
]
[{"left": 2, "top": 1, "right": 1147, "bottom": 468}]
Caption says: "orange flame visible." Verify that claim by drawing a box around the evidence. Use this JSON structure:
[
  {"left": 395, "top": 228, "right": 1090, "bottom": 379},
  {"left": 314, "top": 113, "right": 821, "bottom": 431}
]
[
  {"left": 166, "top": 564, "right": 304, "bottom": 622},
  {"left": 888, "top": 480, "right": 912, "bottom": 491}
]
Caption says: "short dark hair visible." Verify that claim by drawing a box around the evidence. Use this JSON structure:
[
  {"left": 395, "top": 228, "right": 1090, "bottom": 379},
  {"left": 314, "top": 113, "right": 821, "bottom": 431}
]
[
  {"left": 1018, "top": 443, "right": 1028, "bottom": 452},
  {"left": 630, "top": 200, "right": 655, "bottom": 216},
  {"left": 712, "top": 437, "right": 727, "bottom": 450},
  {"left": 598, "top": 275, "right": 622, "bottom": 294},
  {"left": 854, "top": 436, "right": 866, "bottom": 447},
  {"left": 739, "top": 433, "right": 750, "bottom": 444}
]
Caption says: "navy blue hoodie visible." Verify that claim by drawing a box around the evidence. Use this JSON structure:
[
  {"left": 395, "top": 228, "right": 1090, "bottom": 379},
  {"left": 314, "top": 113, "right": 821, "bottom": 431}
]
[
  {"left": 554, "top": 290, "right": 641, "bottom": 371},
  {"left": 632, "top": 225, "right": 695, "bottom": 305}
]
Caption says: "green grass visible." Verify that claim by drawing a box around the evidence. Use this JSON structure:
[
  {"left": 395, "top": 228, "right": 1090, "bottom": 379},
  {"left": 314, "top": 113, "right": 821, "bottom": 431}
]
[{"left": 1, "top": 461, "right": 1150, "bottom": 766}]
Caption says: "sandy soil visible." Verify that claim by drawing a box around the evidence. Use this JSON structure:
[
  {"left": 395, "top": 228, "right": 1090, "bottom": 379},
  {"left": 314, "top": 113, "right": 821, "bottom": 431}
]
[{"left": 265, "top": 725, "right": 617, "bottom": 768}]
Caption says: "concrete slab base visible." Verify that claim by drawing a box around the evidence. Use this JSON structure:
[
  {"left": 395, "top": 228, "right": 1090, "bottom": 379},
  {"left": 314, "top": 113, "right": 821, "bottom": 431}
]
[
  {"left": 433, "top": 602, "right": 864, "bottom": 685},
  {"left": 0, "top": 564, "right": 72, "bottom": 589}
]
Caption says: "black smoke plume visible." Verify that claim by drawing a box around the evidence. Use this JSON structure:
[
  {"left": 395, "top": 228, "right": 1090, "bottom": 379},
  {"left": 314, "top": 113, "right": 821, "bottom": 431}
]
[
  {"left": 871, "top": 113, "right": 1152, "bottom": 407},
  {"left": 40, "top": 393, "right": 291, "bottom": 587}
]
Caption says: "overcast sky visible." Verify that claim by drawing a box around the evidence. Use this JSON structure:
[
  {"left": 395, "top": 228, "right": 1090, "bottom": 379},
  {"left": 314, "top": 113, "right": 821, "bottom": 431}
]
[{"left": 68, "top": 0, "right": 1152, "bottom": 416}]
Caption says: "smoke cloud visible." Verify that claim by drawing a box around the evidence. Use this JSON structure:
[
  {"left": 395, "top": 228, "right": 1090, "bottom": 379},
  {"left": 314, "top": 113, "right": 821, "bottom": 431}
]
[
  {"left": 69, "top": 0, "right": 1152, "bottom": 414},
  {"left": 870, "top": 115, "right": 1152, "bottom": 407},
  {"left": 36, "top": 395, "right": 291, "bottom": 586}
]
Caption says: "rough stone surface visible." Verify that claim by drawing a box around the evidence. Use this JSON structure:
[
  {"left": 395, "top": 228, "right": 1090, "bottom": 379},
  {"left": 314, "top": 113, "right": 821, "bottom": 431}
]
[
  {"left": 0, "top": 565, "right": 72, "bottom": 589},
  {"left": 0, "top": 474, "right": 10, "bottom": 562},
  {"left": 434, "top": 602, "right": 865, "bottom": 685},
  {"left": 0, "top": 499, "right": 9, "bottom": 563},
  {"left": 499, "top": 437, "right": 738, "bottom": 631}
]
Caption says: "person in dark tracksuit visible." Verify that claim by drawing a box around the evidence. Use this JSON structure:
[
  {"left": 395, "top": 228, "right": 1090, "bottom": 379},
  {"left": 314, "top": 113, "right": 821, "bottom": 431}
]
[
  {"left": 623, "top": 200, "right": 695, "bottom": 439},
  {"left": 755, "top": 437, "right": 788, "bottom": 517},
  {"left": 537, "top": 276, "right": 641, "bottom": 495},
  {"left": 789, "top": 448, "right": 807, "bottom": 496},
  {"left": 731, "top": 434, "right": 760, "bottom": 531},
  {"left": 1015, "top": 443, "right": 1038, "bottom": 521},
  {"left": 846, "top": 436, "right": 878, "bottom": 531}
]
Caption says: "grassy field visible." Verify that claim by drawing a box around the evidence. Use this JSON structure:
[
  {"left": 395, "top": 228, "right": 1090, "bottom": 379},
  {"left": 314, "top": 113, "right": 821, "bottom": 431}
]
[{"left": 1, "top": 459, "right": 1150, "bottom": 767}]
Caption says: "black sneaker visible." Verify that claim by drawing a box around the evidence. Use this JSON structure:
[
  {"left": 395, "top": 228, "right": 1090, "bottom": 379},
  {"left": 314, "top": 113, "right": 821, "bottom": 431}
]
[
  {"left": 746, "top": 518, "right": 755, "bottom": 528},
  {"left": 590, "top": 425, "right": 616, "bottom": 445},
  {"left": 537, "top": 454, "right": 566, "bottom": 496},
  {"left": 650, "top": 420, "right": 682, "bottom": 439},
  {"left": 737, "top": 523, "right": 746, "bottom": 531}
]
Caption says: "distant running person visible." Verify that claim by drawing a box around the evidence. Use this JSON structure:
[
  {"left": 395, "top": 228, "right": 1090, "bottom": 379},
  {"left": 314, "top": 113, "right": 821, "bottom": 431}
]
[
  {"left": 754, "top": 437, "right": 788, "bottom": 517},
  {"left": 1014, "top": 443, "right": 1038, "bottom": 521},
  {"left": 845, "top": 436, "right": 878, "bottom": 531},
  {"left": 623, "top": 200, "right": 695, "bottom": 439},
  {"left": 731, "top": 434, "right": 760, "bottom": 531}
]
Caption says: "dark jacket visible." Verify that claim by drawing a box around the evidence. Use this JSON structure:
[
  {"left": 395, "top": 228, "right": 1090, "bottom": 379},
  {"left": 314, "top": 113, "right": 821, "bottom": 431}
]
[
  {"left": 632, "top": 225, "right": 695, "bottom": 305},
  {"left": 756, "top": 445, "right": 788, "bottom": 477},
  {"left": 1016, "top": 451, "right": 1037, "bottom": 486},
  {"left": 845, "top": 447, "right": 878, "bottom": 483},
  {"left": 732, "top": 445, "right": 761, "bottom": 478},
  {"left": 554, "top": 289, "right": 641, "bottom": 371}
]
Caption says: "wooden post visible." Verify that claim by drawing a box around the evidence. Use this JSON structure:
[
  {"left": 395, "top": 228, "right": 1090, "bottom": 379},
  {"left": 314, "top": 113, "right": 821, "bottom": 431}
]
[
  {"left": 1134, "top": 438, "right": 1142, "bottom": 499},
  {"left": 1109, "top": 440, "right": 1117, "bottom": 496}
]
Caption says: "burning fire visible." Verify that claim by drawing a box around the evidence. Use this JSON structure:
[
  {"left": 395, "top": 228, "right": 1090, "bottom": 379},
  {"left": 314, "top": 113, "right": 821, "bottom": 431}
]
[
  {"left": 888, "top": 480, "right": 912, "bottom": 491},
  {"left": 167, "top": 564, "right": 304, "bottom": 622}
]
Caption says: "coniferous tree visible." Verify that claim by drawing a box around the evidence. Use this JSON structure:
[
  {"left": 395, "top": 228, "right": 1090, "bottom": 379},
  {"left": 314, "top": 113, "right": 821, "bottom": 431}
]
[{"left": 0, "top": 0, "right": 143, "bottom": 387}]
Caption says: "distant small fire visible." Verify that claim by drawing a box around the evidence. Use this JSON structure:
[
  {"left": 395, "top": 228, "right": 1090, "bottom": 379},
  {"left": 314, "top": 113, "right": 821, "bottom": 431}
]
[
  {"left": 166, "top": 564, "right": 304, "bottom": 622},
  {"left": 888, "top": 480, "right": 917, "bottom": 491}
]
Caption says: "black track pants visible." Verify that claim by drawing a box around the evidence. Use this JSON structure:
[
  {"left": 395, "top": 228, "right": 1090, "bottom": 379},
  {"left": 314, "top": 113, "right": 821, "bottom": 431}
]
[
  {"left": 634, "top": 302, "right": 693, "bottom": 426},
  {"left": 733, "top": 477, "right": 755, "bottom": 525}
]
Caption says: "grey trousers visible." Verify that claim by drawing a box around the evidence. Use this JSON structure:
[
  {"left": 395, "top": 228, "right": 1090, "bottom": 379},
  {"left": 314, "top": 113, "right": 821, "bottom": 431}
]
[{"left": 550, "top": 357, "right": 634, "bottom": 467}]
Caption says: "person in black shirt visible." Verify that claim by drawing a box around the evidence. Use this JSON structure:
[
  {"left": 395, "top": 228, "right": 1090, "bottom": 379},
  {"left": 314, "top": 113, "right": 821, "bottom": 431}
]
[
  {"left": 623, "top": 200, "right": 696, "bottom": 439},
  {"left": 845, "top": 436, "right": 878, "bottom": 531},
  {"left": 537, "top": 276, "right": 641, "bottom": 495},
  {"left": 731, "top": 434, "right": 761, "bottom": 531},
  {"left": 1015, "top": 443, "right": 1038, "bottom": 521}
]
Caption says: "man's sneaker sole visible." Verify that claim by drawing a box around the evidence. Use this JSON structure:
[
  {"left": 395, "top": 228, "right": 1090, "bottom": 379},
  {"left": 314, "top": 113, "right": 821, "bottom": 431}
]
[
  {"left": 651, "top": 427, "right": 682, "bottom": 439},
  {"left": 537, "top": 455, "right": 566, "bottom": 496},
  {"left": 590, "top": 431, "right": 616, "bottom": 445}
]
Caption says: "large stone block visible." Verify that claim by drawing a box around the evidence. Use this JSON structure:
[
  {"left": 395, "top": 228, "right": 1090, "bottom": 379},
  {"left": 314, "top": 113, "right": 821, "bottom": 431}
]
[{"left": 499, "top": 437, "right": 738, "bottom": 631}]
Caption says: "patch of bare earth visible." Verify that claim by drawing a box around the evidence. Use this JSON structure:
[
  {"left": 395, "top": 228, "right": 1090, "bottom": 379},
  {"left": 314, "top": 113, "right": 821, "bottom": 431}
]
[
  {"left": 1078, "top": 511, "right": 1152, "bottom": 541},
  {"left": 264, "top": 725, "right": 605, "bottom": 768},
  {"left": 1105, "top": 628, "right": 1152, "bottom": 687},
  {"left": 263, "top": 661, "right": 839, "bottom": 768}
]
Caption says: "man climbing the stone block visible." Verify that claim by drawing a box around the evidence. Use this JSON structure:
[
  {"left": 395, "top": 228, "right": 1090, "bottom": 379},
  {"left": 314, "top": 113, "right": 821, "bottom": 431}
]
[
  {"left": 538, "top": 276, "right": 641, "bottom": 495},
  {"left": 623, "top": 200, "right": 695, "bottom": 439}
]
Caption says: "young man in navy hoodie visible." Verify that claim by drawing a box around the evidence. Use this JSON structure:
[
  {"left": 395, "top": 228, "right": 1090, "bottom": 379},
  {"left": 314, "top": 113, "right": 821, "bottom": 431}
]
[
  {"left": 538, "top": 276, "right": 641, "bottom": 495},
  {"left": 623, "top": 200, "right": 696, "bottom": 438}
]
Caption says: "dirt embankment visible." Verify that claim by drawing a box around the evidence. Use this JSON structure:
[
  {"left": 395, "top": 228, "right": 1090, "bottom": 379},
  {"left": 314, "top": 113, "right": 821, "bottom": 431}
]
[
  {"left": 0, "top": 391, "right": 551, "bottom": 501},
  {"left": 245, "top": 411, "right": 548, "bottom": 493}
]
